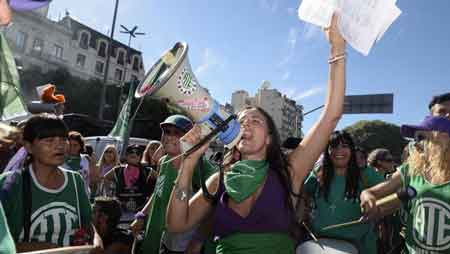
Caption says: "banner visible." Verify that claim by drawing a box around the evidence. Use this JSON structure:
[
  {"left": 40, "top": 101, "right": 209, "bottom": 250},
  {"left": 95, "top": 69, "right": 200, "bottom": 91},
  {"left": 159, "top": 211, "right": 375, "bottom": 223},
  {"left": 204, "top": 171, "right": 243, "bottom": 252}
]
[{"left": 0, "top": 33, "right": 28, "bottom": 121}]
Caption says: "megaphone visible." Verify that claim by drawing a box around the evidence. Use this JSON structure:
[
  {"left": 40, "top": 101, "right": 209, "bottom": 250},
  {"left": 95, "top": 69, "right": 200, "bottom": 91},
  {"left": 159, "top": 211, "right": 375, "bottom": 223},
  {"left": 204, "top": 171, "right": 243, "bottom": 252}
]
[{"left": 135, "top": 42, "right": 242, "bottom": 148}]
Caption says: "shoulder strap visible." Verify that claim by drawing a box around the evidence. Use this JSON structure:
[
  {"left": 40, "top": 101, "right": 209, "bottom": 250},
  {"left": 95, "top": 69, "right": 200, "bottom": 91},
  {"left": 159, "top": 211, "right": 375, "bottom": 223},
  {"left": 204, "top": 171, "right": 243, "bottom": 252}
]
[
  {"left": 22, "top": 168, "right": 31, "bottom": 242},
  {"left": 71, "top": 172, "right": 82, "bottom": 229}
]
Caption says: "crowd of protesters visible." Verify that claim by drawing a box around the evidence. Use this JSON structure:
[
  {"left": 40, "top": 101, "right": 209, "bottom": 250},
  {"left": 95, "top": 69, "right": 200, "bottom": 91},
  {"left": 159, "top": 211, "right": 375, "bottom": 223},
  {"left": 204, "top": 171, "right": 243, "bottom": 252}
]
[{"left": 1, "top": 3, "right": 450, "bottom": 253}]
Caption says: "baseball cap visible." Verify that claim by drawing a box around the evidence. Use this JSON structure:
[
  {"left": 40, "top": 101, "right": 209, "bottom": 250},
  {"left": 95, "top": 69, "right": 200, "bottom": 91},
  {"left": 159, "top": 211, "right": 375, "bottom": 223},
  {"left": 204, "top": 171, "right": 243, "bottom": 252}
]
[
  {"left": 401, "top": 116, "right": 450, "bottom": 138},
  {"left": 9, "top": 0, "right": 51, "bottom": 11},
  {"left": 160, "top": 115, "right": 193, "bottom": 133}
]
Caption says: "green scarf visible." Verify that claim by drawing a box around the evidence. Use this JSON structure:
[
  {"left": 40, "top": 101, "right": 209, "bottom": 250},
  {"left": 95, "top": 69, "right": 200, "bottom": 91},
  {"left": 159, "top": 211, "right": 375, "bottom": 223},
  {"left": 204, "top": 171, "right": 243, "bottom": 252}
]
[
  {"left": 217, "top": 232, "right": 294, "bottom": 254},
  {"left": 65, "top": 156, "right": 81, "bottom": 171},
  {"left": 224, "top": 160, "right": 269, "bottom": 203}
]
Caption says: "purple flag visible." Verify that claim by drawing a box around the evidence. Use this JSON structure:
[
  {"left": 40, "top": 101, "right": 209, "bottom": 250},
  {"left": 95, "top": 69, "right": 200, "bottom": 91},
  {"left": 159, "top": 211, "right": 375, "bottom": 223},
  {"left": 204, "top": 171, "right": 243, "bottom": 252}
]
[{"left": 9, "top": 0, "right": 51, "bottom": 11}]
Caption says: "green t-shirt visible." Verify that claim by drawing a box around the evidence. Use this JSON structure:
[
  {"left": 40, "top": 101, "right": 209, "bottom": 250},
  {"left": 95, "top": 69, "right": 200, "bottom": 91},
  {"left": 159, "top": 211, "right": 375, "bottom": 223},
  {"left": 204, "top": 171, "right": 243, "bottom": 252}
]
[
  {"left": 0, "top": 202, "right": 15, "bottom": 254},
  {"left": 303, "top": 166, "right": 384, "bottom": 254},
  {"left": 0, "top": 167, "right": 92, "bottom": 247},
  {"left": 399, "top": 164, "right": 450, "bottom": 254},
  {"left": 140, "top": 155, "right": 217, "bottom": 254}
]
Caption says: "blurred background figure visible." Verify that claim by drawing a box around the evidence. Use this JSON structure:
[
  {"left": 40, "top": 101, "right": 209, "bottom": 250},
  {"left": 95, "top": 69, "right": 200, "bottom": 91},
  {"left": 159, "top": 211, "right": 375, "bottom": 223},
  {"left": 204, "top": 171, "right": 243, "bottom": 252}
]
[
  {"left": 94, "top": 145, "right": 120, "bottom": 197},
  {"left": 141, "top": 141, "right": 161, "bottom": 195},
  {"left": 104, "top": 144, "right": 150, "bottom": 224},
  {"left": 355, "top": 146, "right": 368, "bottom": 169},
  {"left": 367, "top": 148, "right": 395, "bottom": 178},
  {"left": 92, "top": 197, "right": 133, "bottom": 254}
]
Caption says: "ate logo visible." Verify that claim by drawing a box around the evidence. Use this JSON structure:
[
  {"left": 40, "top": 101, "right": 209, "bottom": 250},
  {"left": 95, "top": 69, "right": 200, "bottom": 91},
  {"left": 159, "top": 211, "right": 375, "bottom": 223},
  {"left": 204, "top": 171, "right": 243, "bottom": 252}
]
[
  {"left": 154, "top": 175, "right": 166, "bottom": 198},
  {"left": 412, "top": 198, "right": 450, "bottom": 251},
  {"left": 25, "top": 202, "right": 78, "bottom": 246}
]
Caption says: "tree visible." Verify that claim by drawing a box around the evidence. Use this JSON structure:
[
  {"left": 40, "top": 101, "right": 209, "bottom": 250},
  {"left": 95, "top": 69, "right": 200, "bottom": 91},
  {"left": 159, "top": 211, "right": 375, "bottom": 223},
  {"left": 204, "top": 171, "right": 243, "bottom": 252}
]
[{"left": 344, "top": 120, "right": 408, "bottom": 162}]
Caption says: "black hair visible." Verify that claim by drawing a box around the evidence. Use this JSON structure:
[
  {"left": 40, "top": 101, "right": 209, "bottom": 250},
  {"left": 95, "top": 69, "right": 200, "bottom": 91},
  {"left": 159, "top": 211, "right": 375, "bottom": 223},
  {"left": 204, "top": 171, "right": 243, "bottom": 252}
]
[
  {"left": 23, "top": 114, "right": 68, "bottom": 143},
  {"left": 282, "top": 137, "right": 302, "bottom": 150},
  {"left": 68, "top": 131, "right": 85, "bottom": 153},
  {"left": 237, "top": 107, "right": 297, "bottom": 216},
  {"left": 93, "top": 197, "right": 122, "bottom": 232},
  {"left": 428, "top": 92, "right": 450, "bottom": 110},
  {"left": 321, "top": 131, "right": 361, "bottom": 201}
]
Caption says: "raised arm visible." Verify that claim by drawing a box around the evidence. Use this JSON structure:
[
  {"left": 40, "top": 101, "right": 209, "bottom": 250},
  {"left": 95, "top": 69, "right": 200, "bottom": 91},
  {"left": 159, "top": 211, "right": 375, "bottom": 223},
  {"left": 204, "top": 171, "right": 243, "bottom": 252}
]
[
  {"left": 288, "top": 14, "right": 346, "bottom": 188},
  {"left": 166, "top": 125, "right": 217, "bottom": 233}
]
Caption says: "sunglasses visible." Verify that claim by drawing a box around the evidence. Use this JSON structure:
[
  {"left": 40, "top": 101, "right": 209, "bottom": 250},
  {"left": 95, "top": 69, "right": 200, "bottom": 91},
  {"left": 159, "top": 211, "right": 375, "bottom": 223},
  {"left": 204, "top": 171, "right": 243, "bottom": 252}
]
[
  {"left": 126, "top": 150, "right": 142, "bottom": 156},
  {"left": 105, "top": 150, "right": 115, "bottom": 154}
]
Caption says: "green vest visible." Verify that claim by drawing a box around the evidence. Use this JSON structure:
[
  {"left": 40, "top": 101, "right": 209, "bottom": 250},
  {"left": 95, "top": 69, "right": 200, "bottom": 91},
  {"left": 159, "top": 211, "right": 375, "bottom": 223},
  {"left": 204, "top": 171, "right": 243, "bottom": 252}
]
[
  {"left": 399, "top": 164, "right": 450, "bottom": 254},
  {"left": 140, "top": 156, "right": 217, "bottom": 254},
  {"left": 0, "top": 167, "right": 92, "bottom": 247}
]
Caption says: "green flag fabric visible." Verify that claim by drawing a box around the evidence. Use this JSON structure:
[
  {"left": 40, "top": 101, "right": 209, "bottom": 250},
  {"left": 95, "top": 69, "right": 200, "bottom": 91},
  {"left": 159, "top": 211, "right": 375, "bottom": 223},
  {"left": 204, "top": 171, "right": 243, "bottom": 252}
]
[
  {"left": 0, "top": 33, "right": 28, "bottom": 121},
  {"left": 108, "top": 83, "right": 134, "bottom": 138}
]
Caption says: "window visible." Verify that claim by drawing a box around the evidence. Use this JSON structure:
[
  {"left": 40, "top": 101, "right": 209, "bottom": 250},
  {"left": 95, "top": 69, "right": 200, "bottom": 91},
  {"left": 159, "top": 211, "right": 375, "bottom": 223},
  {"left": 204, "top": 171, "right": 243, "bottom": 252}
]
[
  {"left": 95, "top": 61, "right": 104, "bottom": 74},
  {"left": 76, "top": 54, "right": 86, "bottom": 67},
  {"left": 132, "top": 56, "right": 139, "bottom": 71},
  {"left": 15, "top": 31, "right": 27, "bottom": 52},
  {"left": 53, "top": 44, "right": 63, "bottom": 59},
  {"left": 98, "top": 41, "right": 106, "bottom": 57},
  {"left": 32, "top": 38, "right": 43, "bottom": 55},
  {"left": 117, "top": 50, "right": 125, "bottom": 65},
  {"left": 79, "top": 32, "right": 89, "bottom": 49},
  {"left": 114, "top": 68, "right": 123, "bottom": 81}
]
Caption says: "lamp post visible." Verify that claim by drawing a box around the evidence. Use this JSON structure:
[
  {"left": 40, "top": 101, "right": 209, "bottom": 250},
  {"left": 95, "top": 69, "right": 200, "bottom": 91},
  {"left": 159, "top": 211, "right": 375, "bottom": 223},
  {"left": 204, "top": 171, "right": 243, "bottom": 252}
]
[
  {"left": 98, "top": 0, "right": 119, "bottom": 121},
  {"left": 116, "top": 24, "right": 145, "bottom": 117}
]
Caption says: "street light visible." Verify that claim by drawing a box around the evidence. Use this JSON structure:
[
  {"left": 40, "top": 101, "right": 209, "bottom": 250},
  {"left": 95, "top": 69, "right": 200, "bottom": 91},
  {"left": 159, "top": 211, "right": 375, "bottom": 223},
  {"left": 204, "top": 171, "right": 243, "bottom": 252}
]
[
  {"left": 116, "top": 24, "right": 145, "bottom": 116},
  {"left": 98, "top": 0, "right": 119, "bottom": 121}
]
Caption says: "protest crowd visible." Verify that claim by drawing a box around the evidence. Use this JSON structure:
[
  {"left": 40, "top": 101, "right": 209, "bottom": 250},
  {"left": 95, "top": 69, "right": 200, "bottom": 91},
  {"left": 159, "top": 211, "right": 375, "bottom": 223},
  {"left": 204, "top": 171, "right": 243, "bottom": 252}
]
[{"left": 1, "top": 1, "right": 450, "bottom": 254}]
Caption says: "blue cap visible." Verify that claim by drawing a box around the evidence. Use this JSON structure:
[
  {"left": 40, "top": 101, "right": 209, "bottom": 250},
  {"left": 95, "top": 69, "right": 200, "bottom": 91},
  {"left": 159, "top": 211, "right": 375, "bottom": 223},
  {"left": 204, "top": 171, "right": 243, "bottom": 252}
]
[{"left": 160, "top": 115, "right": 193, "bottom": 133}]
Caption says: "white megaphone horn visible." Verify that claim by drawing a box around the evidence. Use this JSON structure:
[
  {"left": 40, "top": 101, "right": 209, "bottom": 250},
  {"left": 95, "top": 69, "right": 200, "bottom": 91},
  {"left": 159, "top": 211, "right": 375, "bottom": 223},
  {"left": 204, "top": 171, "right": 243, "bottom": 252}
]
[{"left": 135, "top": 42, "right": 242, "bottom": 149}]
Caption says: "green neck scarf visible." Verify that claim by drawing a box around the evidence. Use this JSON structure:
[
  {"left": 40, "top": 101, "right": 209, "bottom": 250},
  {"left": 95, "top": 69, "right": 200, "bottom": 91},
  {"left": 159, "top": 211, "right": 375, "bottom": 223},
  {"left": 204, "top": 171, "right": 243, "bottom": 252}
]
[{"left": 224, "top": 160, "right": 269, "bottom": 203}]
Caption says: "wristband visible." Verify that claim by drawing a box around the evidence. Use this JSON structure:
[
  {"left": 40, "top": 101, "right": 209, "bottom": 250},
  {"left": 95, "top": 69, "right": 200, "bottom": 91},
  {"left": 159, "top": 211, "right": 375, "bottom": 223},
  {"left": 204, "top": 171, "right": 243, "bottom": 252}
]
[{"left": 135, "top": 211, "right": 146, "bottom": 220}]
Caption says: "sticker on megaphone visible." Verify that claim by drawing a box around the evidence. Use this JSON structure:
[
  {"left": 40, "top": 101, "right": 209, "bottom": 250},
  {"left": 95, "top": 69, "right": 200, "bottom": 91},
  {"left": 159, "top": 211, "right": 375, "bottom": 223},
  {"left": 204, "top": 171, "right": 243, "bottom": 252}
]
[{"left": 135, "top": 42, "right": 242, "bottom": 148}]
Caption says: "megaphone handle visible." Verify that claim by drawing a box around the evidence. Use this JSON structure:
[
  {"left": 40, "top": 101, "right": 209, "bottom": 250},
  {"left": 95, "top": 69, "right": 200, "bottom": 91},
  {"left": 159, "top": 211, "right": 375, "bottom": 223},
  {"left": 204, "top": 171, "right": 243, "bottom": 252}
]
[{"left": 183, "top": 114, "right": 237, "bottom": 158}]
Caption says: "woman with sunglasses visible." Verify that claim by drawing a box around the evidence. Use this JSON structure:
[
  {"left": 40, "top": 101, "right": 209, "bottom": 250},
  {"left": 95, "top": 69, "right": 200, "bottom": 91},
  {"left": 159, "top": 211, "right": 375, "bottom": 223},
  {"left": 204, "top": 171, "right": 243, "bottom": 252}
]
[
  {"left": 361, "top": 116, "right": 450, "bottom": 254},
  {"left": 104, "top": 145, "right": 150, "bottom": 223},
  {"left": 302, "top": 131, "right": 384, "bottom": 254},
  {"left": 166, "top": 14, "right": 347, "bottom": 254}
]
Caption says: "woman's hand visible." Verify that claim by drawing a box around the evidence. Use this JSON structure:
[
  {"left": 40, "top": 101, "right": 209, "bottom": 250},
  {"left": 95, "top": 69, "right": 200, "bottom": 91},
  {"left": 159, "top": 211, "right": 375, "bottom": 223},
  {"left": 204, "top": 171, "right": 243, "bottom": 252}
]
[
  {"left": 130, "top": 219, "right": 145, "bottom": 237},
  {"left": 360, "top": 190, "right": 379, "bottom": 220},
  {"left": 325, "top": 13, "right": 345, "bottom": 51}
]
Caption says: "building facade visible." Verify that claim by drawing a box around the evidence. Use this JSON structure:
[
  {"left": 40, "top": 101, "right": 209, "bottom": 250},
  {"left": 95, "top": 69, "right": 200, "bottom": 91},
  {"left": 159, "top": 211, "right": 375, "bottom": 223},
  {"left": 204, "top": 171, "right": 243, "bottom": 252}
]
[
  {"left": 3, "top": 6, "right": 145, "bottom": 89},
  {"left": 231, "top": 81, "right": 303, "bottom": 142}
]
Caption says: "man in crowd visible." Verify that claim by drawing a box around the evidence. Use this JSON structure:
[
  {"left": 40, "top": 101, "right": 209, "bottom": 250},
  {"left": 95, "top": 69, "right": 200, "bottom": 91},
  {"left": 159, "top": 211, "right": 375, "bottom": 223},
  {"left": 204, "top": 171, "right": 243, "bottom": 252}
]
[
  {"left": 429, "top": 92, "right": 450, "bottom": 119},
  {"left": 130, "top": 115, "right": 217, "bottom": 254}
]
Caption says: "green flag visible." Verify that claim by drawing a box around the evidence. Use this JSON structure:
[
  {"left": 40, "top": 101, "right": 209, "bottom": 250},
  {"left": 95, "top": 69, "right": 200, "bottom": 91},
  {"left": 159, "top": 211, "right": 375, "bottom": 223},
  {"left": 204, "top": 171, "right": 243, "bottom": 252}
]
[
  {"left": 0, "top": 33, "right": 28, "bottom": 121},
  {"left": 108, "top": 83, "right": 135, "bottom": 138}
]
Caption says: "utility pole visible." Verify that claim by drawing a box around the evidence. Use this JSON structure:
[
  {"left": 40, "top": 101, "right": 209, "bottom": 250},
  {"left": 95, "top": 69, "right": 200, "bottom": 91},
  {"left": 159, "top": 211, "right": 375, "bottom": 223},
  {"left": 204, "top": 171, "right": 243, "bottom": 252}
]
[{"left": 98, "top": 0, "right": 119, "bottom": 120}]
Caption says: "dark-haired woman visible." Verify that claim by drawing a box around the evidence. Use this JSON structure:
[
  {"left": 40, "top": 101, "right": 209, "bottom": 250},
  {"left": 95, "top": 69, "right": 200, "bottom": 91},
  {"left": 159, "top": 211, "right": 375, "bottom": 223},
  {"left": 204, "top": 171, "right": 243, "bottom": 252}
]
[
  {"left": 302, "top": 131, "right": 384, "bottom": 254},
  {"left": 165, "top": 14, "right": 346, "bottom": 254},
  {"left": 0, "top": 114, "right": 101, "bottom": 252}
]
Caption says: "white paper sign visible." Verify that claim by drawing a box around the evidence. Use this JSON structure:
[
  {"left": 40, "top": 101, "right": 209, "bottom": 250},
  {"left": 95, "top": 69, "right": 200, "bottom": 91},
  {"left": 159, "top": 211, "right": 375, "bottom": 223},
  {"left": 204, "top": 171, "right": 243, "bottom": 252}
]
[{"left": 298, "top": 0, "right": 402, "bottom": 55}]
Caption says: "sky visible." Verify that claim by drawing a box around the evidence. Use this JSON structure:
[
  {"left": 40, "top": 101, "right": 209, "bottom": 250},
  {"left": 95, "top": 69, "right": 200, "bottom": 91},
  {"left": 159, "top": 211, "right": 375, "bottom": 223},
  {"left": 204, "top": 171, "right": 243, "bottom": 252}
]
[{"left": 47, "top": 0, "right": 449, "bottom": 134}]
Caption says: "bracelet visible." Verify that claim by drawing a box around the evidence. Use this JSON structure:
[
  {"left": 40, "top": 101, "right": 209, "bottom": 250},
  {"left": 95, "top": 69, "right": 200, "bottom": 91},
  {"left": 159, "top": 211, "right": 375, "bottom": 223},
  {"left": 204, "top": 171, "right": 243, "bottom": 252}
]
[
  {"left": 328, "top": 53, "right": 346, "bottom": 64},
  {"left": 134, "top": 211, "right": 146, "bottom": 220}
]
